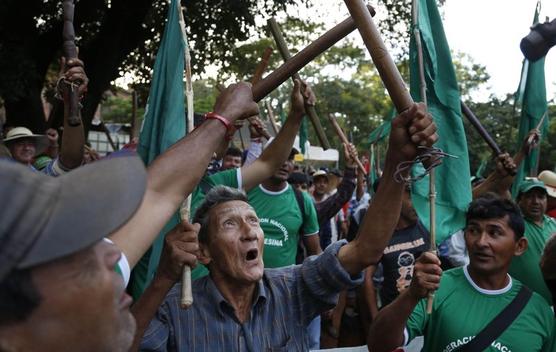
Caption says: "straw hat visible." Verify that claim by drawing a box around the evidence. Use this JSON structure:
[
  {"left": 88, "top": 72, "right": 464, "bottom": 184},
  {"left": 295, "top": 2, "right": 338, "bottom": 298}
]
[
  {"left": 3, "top": 127, "right": 49, "bottom": 155},
  {"left": 539, "top": 170, "right": 556, "bottom": 198}
]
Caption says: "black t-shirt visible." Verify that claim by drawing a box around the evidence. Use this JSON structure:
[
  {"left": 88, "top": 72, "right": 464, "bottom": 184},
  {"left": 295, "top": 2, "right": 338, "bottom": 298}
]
[{"left": 379, "top": 221, "right": 430, "bottom": 307}]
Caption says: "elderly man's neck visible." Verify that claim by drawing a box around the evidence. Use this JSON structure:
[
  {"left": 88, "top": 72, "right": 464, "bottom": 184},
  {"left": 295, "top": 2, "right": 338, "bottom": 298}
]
[{"left": 212, "top": 275, "right": 258, "bottom": 323}]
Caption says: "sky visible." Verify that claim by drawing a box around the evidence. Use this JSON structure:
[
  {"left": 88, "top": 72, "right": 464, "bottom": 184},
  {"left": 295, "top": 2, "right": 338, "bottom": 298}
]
[{"left": 270, "top": 0, "right": 556, "bottom": 102}]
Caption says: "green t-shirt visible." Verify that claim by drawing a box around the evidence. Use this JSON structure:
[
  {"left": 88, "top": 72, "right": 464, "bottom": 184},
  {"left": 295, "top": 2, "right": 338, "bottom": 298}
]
[
  {"left": 190, "top": 168, "right": 241, "bottom": 280},
  {"left": 406, "top": 266, "right": 554, "bottom": 352},
  {"left": 509, "top": 215, "right": 556, "bottom": 305},
  {"left": 247, "top": 184, "right": 319, "bottom": 268}
]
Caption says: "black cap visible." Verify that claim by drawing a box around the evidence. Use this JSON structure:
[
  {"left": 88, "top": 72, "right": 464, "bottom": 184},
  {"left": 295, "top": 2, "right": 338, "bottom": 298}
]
[{"left": 0, "top": 155, "right": 147, "bottom": 281}]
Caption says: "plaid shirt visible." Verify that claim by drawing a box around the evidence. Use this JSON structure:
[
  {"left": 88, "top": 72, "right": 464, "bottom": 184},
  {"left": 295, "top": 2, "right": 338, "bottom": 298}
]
[{"left": 140, "top": 240, "right": 363, "bottom": 352}]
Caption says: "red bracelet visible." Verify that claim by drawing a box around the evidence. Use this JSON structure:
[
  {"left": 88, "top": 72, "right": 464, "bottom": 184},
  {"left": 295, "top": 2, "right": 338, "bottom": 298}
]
[{"left": 204, "top": 112, "right": 235, "bottom": 140}]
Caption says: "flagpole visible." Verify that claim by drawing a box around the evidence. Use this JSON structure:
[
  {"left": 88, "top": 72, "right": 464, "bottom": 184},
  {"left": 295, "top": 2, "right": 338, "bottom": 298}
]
[
  {"left": 177, "top": 2, "right": 194, "bottom": 309},
  {"left": 411, "top": 0, "right": 436, "bottom": 315}
]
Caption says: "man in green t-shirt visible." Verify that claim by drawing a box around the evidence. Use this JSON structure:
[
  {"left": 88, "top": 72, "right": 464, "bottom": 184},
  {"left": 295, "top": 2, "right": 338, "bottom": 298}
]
[
  {"left": 510, "top": 179, "right": 556, "bottom": 305},
  {"left": 369, "top": 195, "right": 555, "bottom": 352}
]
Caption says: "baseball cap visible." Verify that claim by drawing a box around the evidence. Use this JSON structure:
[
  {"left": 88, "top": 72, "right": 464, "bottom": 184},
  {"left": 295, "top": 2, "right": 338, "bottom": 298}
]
[
  {"left": 518, "top": 178, "right": 547, "bottom": 195},
  {"left": 312, "top": 169, "right": 327, "bottom": 179},
  {"left": 0, "top": 155, "right": 147, "bottom": 282}
]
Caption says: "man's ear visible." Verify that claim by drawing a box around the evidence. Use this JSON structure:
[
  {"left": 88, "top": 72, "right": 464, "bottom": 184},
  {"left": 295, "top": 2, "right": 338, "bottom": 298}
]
[
  {"left": 514, "top": 236, "right": 528, "bottom": 257},
  {"left": 198, "top": 242, "right": 212, "bottom": 266}
]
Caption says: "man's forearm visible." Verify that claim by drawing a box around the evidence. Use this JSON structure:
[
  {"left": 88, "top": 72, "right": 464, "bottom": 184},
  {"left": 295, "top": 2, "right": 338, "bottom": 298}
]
[
  {"left": 367, "top": 290, "right": 418, "bottom": 352},
  {"left": 129, "top": 276, "right": 175, "bottom": 352},
  {"left": 338, "top": 162, "right": 404, "bottom": 274},
  {"left": 241, "top": 111, "right": 303, "bottom": 190},
  {"left": 59, "top": 116, "right": 85, "bottom": 169},
  {"left": 315, "top": 167, "right": 356, "bottom": 226},
  {"left": 304, "top": 234, "right": 323, "bottom": 255},
  {"left": 110, "top": 120, "right": 227, "bottom": 267}
]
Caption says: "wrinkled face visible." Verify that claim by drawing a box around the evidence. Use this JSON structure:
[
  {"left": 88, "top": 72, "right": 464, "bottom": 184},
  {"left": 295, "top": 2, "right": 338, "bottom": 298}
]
[
  {"left": 313, "top": 176, "right": 328, "bottom": 196},
  {"left": 9, "top": 138, "right": 36, "bottom": 165},
  {"left": 464, "top": 216, "right": 526, "bottom": 276},
  {"left": 205, "top": 201, "right": 265, "bottom": 284},
  {"left": 271, "top": 159, "right": 294, "bottom": 183},
  {"left": 221, "top": 155, "right": 242, "bottom": 170},
  {"left": 518, "top": 188, "right": 547, "bottom": 223},
  {"left": 31, "top": 241, "right": 135, "bottom": 351}
]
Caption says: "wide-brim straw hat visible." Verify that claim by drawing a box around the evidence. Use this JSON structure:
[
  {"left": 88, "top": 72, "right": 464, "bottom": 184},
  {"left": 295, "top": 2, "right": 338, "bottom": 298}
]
[
  {"left": 3, "top": 127, "right": 49, "bottom": 156},
  {"left": 539, "top": 170, "right": 556, "bottom": 198}
]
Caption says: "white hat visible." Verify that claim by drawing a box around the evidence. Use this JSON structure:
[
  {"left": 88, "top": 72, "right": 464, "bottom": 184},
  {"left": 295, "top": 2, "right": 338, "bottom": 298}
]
[
  {"left": 539, "top": 170, "right": 556, "bottom": 198},
  {"left": 3, "top": 127, "right": 49, "bottom": 156}
]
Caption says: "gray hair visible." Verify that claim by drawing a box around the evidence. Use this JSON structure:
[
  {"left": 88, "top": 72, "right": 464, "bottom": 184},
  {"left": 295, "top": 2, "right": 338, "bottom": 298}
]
[{"left": 192, "top": 185, "right": 248, "bottom": 244}]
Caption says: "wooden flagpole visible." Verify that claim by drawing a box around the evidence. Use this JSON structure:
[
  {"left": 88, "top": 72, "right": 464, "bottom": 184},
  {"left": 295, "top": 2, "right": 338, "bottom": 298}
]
[{"left": 178, "top": 3, "right": 193, "bottom": 309}]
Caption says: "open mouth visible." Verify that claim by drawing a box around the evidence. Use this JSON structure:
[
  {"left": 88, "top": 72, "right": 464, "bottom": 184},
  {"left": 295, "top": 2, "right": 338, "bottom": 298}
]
[
  {"left": 473, "top": 252, "right": 492, "bottom": 260},
  {"left": 246, "top": 249, "right": 259, "bottom": 261}
]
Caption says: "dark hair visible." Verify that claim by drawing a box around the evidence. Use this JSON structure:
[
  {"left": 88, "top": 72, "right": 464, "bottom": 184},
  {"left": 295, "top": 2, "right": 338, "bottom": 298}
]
[
  {"left": 225, "top": 146, "right": 243, "bottom": 158},
  {"left": 466, "top": 193, "right": 525, "bottom": 239},
  {"left": 0, "top": 269, "right": 42, "bottom": 326},
  {"left": 288, "top": 172, "right": 309, "bottom": 185},
  {"left": 192, "top": 186, "right": 248, "bottom": 244}
]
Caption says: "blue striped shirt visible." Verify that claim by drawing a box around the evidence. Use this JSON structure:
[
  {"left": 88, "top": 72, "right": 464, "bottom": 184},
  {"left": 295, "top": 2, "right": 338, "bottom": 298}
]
[{"left": 140, "top": 240, "right": 363, "bottom": 352}]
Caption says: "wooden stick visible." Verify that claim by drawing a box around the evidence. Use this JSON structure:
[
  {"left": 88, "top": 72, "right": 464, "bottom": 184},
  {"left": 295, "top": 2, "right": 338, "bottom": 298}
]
[
  {"left": 411, "top": 0, "right": 436, "bottom": 315},
  {"left": 130, "top": 90, "right": 139, "bottom": 139},
  {"left": 248, "top": 48, "right": 273, "bottom": 140},
  {"left": 460, "top": 101, "right": 502, "bottom": 156},
  {"left": 343, "top": 0, "right": 413, "bottom": 112},
  {"left": 328, "top": 114, "right": 367, "bottom": 175},
  {"left": 265, "top": 101, "right": 280, "bottom": 135},
  {"left": 251, "top": 46, "right": 273, "bottom": 85},
  {"left": 252, "top": 5, "right": 375, "bottom": 102},
  {"left": 178, "top": 4, "right": 193, "bottom": 309},
  {"left": 62, "top": 0, "right": 82, "bottom": 127},
  {"left": 268, "top": 18, "right": 331, "bottom": 150}
]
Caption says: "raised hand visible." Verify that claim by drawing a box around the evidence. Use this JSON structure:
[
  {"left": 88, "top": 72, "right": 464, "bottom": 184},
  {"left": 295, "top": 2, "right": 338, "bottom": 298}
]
[
  {"left": 156, "top": 222, "right": 200, "bottom": 283},
  {"left": 213, "top": 82, "right": 259, "bottom": 123},
  {"left": 290, "top": 79, "right": 316, "bottom": 116},
  {"left": 344, "top": 142, "right": 358, "bottom": 169},
  {"left": 387, "top": 103, "right": 438, "bottom": 166},
  {"left": 408, "top": 251, "right": 442, "bottom": 300}
]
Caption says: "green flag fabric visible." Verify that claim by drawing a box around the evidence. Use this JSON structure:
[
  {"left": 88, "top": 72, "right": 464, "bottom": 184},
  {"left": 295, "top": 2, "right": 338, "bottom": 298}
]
[
  {"left": 409, "top": 0, "right": 471, "bottom": 245},
  {"left": 511, "top": 5, "right": 547, "bottom": 197},
  {"left": 367, "top": 108, "right": 395, "bottom": 146},
  {"left": 475, "top": 158, "right": 488, "bottom": 179},
  {"left": 130, "top": 0, "right": 187, "bottom": 300}
]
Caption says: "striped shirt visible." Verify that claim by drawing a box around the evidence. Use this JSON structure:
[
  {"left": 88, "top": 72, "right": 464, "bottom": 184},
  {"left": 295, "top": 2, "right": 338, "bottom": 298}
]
[{"left": 140, "top": 240, "right": 363, "bottom": 352}]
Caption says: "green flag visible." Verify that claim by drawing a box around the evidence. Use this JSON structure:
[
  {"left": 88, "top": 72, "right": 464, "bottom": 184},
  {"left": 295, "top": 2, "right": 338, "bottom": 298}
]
[
  {"left": 475, "top": 158, "right": 488, "bottom": 179},
  {"left": 511, "top": 5, "right": 547, "bottom": 196},
  {"left": 130, "top": 0, "right": 187, "bottom": 299},
  {"left": 409, "top": 0, "right": 471, "bottom": 244},
  {"left": 367, "top": 108, "right": 395, "bottom": 146}
]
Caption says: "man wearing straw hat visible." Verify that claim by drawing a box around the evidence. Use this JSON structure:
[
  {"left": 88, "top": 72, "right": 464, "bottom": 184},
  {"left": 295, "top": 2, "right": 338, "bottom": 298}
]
[
  {"left": 2, "top": 58, "right": 88, "bottom": 176},
  {"left": 539, "top": 170, "right": 556, "bottom": 219}
]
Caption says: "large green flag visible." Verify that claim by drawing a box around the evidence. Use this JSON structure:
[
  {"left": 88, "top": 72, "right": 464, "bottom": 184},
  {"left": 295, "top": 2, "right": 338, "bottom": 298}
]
[
  {"left": 409, "top": 0, "right": 471, "bottom": 244},
  {"left": 130, "top": 0, "right": 187, "bottom": 299},
  {"left": 511, "top": 4, "right": 547, "bottom": 197}
]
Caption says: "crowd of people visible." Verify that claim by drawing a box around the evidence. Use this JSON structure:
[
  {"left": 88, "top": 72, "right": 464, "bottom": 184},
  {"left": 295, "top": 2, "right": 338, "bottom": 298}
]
[{"left": 1, "top": 46, "right": 556, "bottom": 352}]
